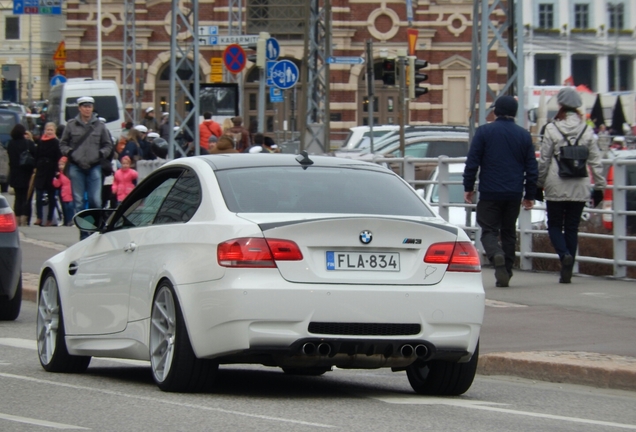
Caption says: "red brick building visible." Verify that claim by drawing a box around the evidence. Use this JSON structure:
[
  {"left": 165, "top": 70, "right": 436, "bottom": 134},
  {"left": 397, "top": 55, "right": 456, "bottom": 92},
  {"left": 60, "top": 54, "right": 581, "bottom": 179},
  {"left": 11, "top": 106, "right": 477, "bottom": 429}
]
[{"left": 61, "top": 0, "right": 508, "bottom": 141}]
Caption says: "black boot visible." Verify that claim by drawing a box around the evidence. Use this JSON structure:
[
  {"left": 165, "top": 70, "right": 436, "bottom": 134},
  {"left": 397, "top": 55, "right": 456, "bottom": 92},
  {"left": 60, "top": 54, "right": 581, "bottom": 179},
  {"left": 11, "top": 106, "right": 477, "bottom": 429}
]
[{"left": 560, "top": 254, "right": 574, "bottom": 284}]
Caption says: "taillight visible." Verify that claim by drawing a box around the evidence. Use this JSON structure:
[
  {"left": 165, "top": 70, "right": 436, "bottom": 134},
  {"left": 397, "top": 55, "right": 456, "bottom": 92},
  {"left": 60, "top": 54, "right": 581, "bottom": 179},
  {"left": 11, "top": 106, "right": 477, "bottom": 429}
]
[
  {"left": 0, "top": 213, "right": 17, "bottom": 233},
  {"left": 218, "top": 238, "right": 303, "bottom": 268},
  {"left": 424, "top": 241, "right": 481, "bottom": 272}
]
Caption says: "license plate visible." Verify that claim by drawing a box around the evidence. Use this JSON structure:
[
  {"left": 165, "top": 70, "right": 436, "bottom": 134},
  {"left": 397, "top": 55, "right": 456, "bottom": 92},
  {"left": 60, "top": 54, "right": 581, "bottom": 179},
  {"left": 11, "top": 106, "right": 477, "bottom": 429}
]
[{"left": 326, "top": 251, "right": 400, "bottom": 271}]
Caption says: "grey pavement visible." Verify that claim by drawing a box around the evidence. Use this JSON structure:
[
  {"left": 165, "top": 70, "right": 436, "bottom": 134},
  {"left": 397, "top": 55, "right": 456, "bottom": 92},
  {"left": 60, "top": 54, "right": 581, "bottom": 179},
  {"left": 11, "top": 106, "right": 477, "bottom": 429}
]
[{"left": 7, "top": 190, "right": 636, "bottom": 392}]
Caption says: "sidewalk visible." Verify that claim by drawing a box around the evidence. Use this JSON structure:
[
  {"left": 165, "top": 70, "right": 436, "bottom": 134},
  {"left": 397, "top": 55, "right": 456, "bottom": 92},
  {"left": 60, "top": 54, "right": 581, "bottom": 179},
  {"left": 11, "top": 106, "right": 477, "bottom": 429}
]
[{"left": 15, "top": 218, "right": 636, "bottom": 393}]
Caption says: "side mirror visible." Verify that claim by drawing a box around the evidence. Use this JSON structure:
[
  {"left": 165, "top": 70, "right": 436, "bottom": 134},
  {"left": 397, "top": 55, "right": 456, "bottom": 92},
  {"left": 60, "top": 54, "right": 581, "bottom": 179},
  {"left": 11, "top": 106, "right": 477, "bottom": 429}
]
[{"left": 74, "top": 209, "right": 116, "bottom": 232}]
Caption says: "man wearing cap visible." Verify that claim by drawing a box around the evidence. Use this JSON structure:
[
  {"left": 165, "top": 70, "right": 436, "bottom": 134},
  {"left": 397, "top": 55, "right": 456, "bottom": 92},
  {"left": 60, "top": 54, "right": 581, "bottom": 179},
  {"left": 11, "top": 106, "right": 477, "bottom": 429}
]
[
  {"left": 463, "top": 95, "right": 538, "bottom": 287},
  {"left": 159, "top": 112, "right": 171, "bottom": 141},
  {"left": 141, "top": 107, "right": 160, "bottom": 133},
  {"left": 59, "top": 96, "right": 114, "bottom": 239}
]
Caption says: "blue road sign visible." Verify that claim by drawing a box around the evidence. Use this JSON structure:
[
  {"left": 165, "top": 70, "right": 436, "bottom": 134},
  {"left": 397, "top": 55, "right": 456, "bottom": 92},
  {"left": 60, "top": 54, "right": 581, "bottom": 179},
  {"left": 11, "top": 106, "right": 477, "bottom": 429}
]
[
  {"left": 50, "top": 75, "right": 67, "bottom": 86},
  {"left": 223, "top": 44, "right": 247, "bottom": 74},
  {"left": 265, "top": 38, "right": 280, "bottom": 62},
  {"left": 270, "top": 87, "right": 284, "bottom": 103},
  {"left": 13, "top": 0, "right": 62, "bottom": 14},
  {"left": 327, "top": 56, "right": 365, "bottom": 65},
  {"left": 266, "top": 61, "right": 277, "bottom": 86},
  {"left": 271, "top": 60, "right": 299, "bottom": 90}
]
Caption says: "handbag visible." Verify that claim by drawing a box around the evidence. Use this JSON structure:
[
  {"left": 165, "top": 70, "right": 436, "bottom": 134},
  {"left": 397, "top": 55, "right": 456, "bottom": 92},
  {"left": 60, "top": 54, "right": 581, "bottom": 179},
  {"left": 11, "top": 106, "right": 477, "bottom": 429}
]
[
  {"left": 19, "top": 148, "right": 36, "bottom": 168},
  {"left": 553, "top": 124, "right": 588, "bottom": 178}
]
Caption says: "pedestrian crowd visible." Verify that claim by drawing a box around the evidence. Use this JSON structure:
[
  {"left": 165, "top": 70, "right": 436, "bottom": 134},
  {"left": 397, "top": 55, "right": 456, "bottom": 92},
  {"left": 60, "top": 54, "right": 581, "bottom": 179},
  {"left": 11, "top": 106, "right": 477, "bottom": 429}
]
[{"left": 1, "top": 96, "right": 279, "bottom": 237}]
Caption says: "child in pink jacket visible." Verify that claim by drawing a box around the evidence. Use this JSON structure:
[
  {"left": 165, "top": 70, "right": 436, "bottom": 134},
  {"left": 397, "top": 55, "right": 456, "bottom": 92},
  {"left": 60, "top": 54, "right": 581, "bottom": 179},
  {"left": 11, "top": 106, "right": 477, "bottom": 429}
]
[
  {"left": 112, "top": 156, "right": 138, "bottom": 204},
  {"left": 52, "top": 156, "right": 74, "bottom": 226}
]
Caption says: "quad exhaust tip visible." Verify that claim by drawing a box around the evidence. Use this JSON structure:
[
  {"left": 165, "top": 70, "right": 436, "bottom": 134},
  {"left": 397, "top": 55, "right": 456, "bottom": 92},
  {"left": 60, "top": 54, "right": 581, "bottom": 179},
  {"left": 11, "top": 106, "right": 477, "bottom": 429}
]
[{"left": 401, "top": 344, "right": 429, "bottom": 359}]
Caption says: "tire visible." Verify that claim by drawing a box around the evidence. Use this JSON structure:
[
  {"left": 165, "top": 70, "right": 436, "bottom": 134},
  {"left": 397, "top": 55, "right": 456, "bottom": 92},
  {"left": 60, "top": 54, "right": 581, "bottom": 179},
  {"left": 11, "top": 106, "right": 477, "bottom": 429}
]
[
  {"left": 406, "top": 342, "right": 479, "bottom": 396},
  {"left": 0, "top": 275, "right": 22, "bottom": 321},
  {"left": 36, "top": 273, "right": 91, "bottom": 373},
  {"left": 149, "top": 281, "right": 218, "bottom": 392},
  {"left": 282, "top": 367, "right": 331, "bottom": 376}
]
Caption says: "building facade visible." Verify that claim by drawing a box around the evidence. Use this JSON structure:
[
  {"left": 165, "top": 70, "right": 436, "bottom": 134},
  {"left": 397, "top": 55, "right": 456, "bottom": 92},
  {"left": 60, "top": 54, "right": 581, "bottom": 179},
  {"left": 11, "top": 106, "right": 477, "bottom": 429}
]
[
  {"left": 3, "top": 0, "right": 513, "bottom": 140},
  {"left": 524, "top": 0, "right": 636, "bottom": 92}
]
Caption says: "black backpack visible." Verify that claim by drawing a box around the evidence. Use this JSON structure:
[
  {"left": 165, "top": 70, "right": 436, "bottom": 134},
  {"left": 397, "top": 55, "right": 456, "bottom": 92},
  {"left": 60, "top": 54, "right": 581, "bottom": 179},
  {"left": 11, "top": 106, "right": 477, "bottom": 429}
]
[{"left": 552, "top": 124, "right": 589, "bottom": 178}]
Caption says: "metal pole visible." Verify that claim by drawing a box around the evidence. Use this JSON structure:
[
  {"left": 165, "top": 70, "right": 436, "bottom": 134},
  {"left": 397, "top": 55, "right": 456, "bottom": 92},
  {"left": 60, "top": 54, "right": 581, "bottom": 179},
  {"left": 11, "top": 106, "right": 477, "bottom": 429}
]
[
  {"left": 258, "top": 67, "right": 265, "bottom": 133},
  {"left": 366, "top": 40, "right": 374, "bottom": 153},
  {"left": 614, "top": 4, "right": 620, "bottom": 91},
  {"left": 28, "top": 14, "right": 32, "bottom": 107},
  {"left": 97, "top": 0, "right": 102, "bottom": 80},
  {"left": 397, "top": 49, "right": 406, "bottom": 172}
]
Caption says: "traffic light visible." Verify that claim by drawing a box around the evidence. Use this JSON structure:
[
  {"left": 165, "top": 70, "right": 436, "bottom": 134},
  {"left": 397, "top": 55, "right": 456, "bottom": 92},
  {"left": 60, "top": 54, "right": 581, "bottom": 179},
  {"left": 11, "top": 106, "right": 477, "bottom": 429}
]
[
  {"left": 246, "top": 32, "right": 269, "bottom": 68},
  {"left": 408, "top": 56, "right": 429, "bottom": 99},
  {"left": 381, "top": 59, "right": 396, "bottom": 86}
]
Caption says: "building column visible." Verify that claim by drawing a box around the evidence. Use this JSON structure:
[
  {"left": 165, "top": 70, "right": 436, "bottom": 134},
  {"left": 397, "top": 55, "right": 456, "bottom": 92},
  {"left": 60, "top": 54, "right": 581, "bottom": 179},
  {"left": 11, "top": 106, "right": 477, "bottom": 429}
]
[
  {"left": 560, "top": 53, "right": 572, "bottom": 85},
  {"left": 525, "top": 52, "right": 535, "bottom": 86},
  {"left": 632, "top": 57, "right": 636, "bottom": 91},
  {"left": 597, "top": 55, "right": 609, "bottom": 93}
]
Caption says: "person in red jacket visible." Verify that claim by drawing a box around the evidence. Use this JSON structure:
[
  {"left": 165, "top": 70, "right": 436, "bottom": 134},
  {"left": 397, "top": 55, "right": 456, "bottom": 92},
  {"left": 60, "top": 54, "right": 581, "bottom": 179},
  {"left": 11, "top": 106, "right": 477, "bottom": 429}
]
[
  {"left": 111, "top": 156, "right": 138, "bottom": 204},
  {"left": 199, "top": 111, "right": 222, "bottom": 151},
  {"left": 52, "top": 157, "right": 74, "bottom": 226}
]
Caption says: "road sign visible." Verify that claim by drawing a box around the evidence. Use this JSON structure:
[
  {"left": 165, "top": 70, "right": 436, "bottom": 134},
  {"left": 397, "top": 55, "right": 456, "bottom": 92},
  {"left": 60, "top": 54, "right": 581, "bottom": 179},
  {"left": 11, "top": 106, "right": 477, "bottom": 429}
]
[
  {"left": 327, "top": 56, "right": 364, "bottom": 65},
  {"left": 265, "top": 38, "right": 280, "bottom": 61},
  {"left": 50, "top": 74, "right": 67, "bottom": 86},
  {"left": 198, "top": 25, "right": 219, "bottom": 36},
  {"left": 271, "top": 60, "right": 299, "bottom": 90},
  {"left": 218, "top": 35, "right": 260, "bottom": 46},
  {"left": 53, "top": 42, "right": 66, "bottom": 61},
  {"left": 266, "top": 61, "right": 277, "bottom": 86},
  {"left": 270, "top": 87, "right": 284, "bottom": 103},
  {"left": 223, "top": 44, "right": 247, "bottom": 74},
  {"left": 13, "top": 0, "right": 62, "bottom": 14},
  {"left": 407, "top": 28, "right": 419, "bottom": 56},
  {"left": 210, "top": 58, "right": 223, "bottom": 83}
]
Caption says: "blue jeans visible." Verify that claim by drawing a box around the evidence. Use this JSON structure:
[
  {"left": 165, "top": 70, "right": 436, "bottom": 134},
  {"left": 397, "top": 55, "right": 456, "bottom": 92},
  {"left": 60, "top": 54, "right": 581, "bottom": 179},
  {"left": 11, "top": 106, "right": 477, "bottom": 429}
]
[
  {"left": 546, "top": 200, "right": 586, "bottom": 260},
  {"left": 62, "top": 201, "right": 75, "bottom": 226},
  {"left": 68, "top": 164, "right": 102, "bottom": 239}
]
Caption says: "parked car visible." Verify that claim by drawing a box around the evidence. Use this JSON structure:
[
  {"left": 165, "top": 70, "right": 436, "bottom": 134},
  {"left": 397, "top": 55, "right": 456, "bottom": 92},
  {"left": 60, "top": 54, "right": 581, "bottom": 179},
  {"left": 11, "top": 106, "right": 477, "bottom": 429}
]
[
  {"left": 602, "top": 149, "right": 636, "bottom": 233},
  {"left": 339, "top": 125, "right": 400, "bottom": 151},
  {"left": 0, "top": 109, "right": 25, "bottom": 193},
  {"left": 424, "top": 163, "right": 546, "bottom": 228},
  {"left": 0, "top": 194, "right": 22, "bottom": 320},
  {"left": 36, "top": 153, "right": 484, "bottom": 395}
]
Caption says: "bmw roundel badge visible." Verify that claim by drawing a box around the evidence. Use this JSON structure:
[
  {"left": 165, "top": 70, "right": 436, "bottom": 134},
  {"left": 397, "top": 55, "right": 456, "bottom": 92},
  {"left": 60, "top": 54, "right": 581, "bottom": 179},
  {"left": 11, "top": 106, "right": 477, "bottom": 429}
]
[{"left": 359, "top": 230, "right": 372, "bottom": 244}]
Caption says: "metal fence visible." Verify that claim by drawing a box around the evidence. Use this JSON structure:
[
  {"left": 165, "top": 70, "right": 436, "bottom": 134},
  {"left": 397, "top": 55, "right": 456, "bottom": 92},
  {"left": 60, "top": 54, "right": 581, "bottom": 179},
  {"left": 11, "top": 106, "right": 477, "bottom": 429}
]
[{"left": 372, "top": 155, "right": 636, "bottom": 279}]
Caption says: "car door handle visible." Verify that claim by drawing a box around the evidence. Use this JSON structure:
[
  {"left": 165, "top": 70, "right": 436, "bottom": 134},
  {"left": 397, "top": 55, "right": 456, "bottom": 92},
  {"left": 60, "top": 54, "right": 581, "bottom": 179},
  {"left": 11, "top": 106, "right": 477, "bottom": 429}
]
[{"left": 123, "top": 243, "right": 137, "bottom": 252}]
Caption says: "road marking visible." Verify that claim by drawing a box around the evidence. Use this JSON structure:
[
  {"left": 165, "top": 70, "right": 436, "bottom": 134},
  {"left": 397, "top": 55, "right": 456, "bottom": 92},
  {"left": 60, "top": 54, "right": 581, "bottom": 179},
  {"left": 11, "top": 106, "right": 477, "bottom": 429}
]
[
  {"left": 371, "top": 395, "right": 636, "bottom": 430},
  {"left": 0, "top": 412, "right": 89, "bottom": 430},
  {"left": 485, "top": 299, "right": 528, "bottom": 308},
  {"left": 19, "top": 232, "right": 68, "bottom": 251},
  {"left": 0, "top": 372, "right": 335, "bottom": 429}
]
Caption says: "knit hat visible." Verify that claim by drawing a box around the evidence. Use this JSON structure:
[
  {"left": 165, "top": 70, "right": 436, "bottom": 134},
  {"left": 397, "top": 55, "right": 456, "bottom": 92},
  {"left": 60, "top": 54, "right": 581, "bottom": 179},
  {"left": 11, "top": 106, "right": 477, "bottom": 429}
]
[
  {"left": 557, "top": 87, "right": 582, "bottom": 109},
  {"left": 493, "top": 96, "right": 518, "bottom": 117}
]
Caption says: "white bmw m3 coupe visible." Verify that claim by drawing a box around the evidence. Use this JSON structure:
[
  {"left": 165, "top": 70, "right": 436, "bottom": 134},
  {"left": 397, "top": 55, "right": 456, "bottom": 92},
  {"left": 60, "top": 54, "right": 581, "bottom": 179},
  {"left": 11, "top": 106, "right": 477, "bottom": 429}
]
[{"left": 37, "top": 152, "right": 484, "bottom": 395}]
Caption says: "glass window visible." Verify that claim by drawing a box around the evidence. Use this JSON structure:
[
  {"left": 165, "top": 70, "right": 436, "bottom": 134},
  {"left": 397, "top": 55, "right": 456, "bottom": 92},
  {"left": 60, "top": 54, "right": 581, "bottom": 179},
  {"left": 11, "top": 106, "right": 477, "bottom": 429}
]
[
  {"left": 64, "top": 96, "right": 121, "bottom": 124},
  {"left": 538, "top": 4, "right": 554, "bottom": 29},
  {"left": 431, "top": 173, "right": 466, "bottom": 204},
  {"left": 5, "top": 17, "right": 19, "bottom": 40},
  {"left": 216, "top": 166, "right": 434, "bottom": 217},
  {"left": 247, "top": 0, "right": 305, "bottom": 38},
  {"left": 109, "top": 168, "right": 197, "bottom": 230},
  {"left": 574, "top": 4, "right": 589, "bottom": 29},
  {"left": 608, "top": 2, "right": 624, "bottom": 30}
]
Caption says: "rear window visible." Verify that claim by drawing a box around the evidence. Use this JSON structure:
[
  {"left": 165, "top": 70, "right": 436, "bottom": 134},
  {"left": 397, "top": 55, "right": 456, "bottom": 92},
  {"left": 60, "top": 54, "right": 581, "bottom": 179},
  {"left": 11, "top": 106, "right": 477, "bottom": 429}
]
[
  {"left": 64, "top": 96, "right": 120, "bottom": 123},
  {"left": 216, "top": 166, "right": 434, "bottom": 217}
]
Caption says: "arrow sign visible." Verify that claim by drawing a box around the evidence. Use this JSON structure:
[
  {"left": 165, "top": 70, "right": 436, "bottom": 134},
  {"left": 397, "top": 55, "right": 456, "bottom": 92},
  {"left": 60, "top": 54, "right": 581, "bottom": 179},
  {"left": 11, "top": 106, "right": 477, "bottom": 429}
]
[
  {"left": 50, "top": 74, "right": 67, "bottom": 86},
  {"left": 223, "top": 44, "right": 247, "bottom": 74},
  {"left": 265, "top": 38, "right": 280, "bottom": 61},
  {"left": 327, "top": 56, "right": 364, "bottom": 65}
]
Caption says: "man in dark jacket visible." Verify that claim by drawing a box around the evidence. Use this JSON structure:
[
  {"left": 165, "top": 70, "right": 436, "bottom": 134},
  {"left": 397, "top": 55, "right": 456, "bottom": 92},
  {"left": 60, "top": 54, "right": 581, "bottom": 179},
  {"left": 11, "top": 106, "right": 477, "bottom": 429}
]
[
  {"left": 59, "top": 96, "right": 113, "bottom": 239},
  {"left": 463, "top": 96, "right": 538, "bottom": 287}
]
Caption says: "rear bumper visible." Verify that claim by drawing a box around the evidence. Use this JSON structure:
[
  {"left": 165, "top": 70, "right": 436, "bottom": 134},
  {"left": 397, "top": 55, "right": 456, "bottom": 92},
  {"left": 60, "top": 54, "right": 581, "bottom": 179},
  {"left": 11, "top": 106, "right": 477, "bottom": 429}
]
[{"left": 177, "top": 271, "right": 484, "bottom": 368}]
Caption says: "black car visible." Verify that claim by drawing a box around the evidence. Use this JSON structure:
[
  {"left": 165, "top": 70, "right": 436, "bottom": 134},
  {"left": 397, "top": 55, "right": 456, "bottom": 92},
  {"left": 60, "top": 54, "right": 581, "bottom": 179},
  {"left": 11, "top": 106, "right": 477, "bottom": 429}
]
[{"left": 0, "top": 194, "right": 22, "bottom": 320}]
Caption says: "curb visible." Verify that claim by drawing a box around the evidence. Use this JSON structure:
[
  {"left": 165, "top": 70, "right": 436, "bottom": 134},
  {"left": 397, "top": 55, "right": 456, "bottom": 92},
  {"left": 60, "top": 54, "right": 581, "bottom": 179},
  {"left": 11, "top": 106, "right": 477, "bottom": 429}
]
[
  {"left": 22, "top": 273, "right": 39, "bottom": 303},
  {"left": 478, "top": 351, "right": 636, "bottom": 392}
]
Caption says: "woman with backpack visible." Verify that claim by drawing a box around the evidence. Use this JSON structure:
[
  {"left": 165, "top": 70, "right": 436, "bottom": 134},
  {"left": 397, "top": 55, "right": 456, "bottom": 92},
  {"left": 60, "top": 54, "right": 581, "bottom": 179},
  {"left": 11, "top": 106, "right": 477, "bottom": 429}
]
[{"left": 537, "top": 87, "right": 605, "bottom": 284}]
